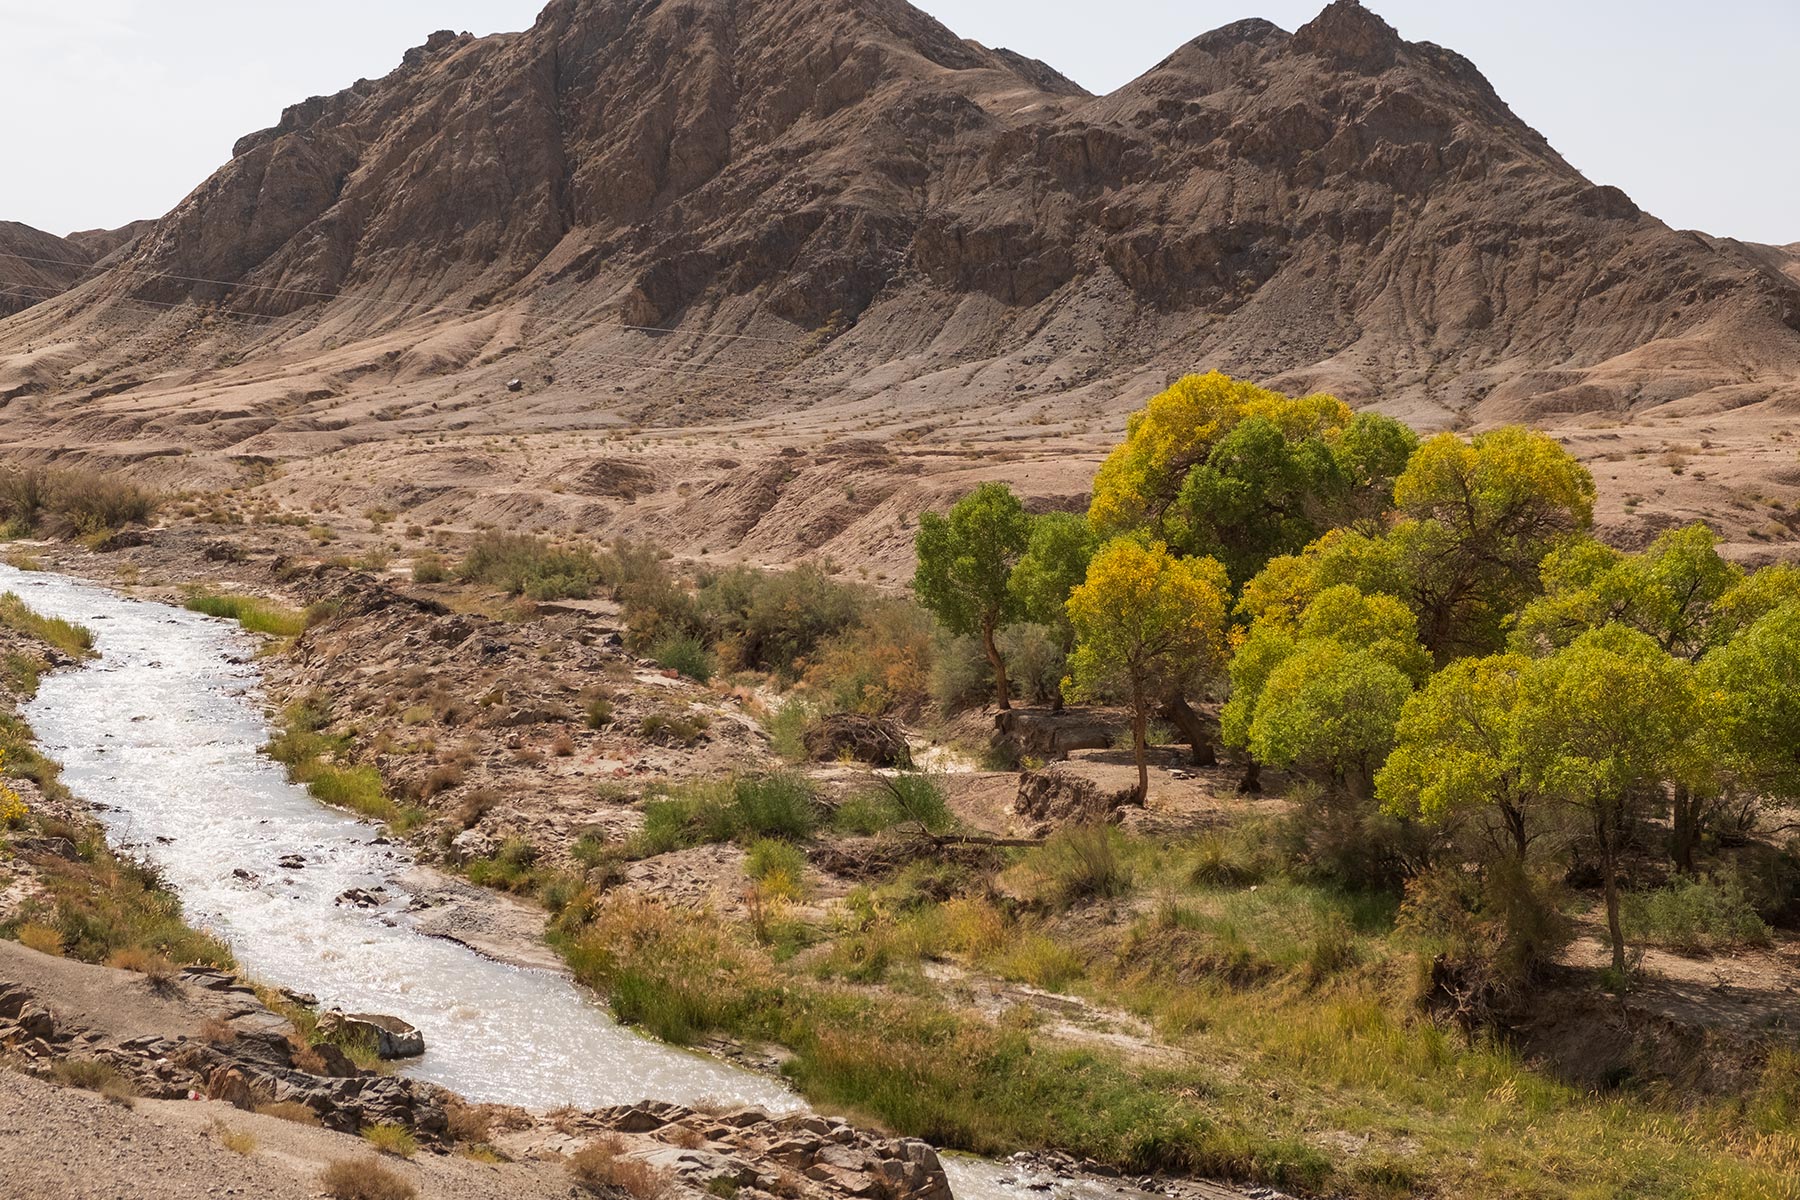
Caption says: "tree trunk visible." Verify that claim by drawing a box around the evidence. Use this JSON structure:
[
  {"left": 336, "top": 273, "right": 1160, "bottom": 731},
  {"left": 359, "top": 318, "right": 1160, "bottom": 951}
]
[
  {"left": 1130, "top": 689, "right": 1149, "bottom": 806},
  {"left": 1670, "top": 784, "right": 1697, "bottom": 875},
  {"left": 1160, "top": 694, "right": 1217, "bottom": 767},
  {"left": 982, "top": 619, "right": 1010, "bottom": 711},
  {"left": 1502, "top": 801, "right": 1528, "bottom": 861},
  {"left": 1598, "top": 811, "right": 1627, "bottom": 976},
  {"left": 1238, "top": 759, "right": 1262, "bottom": 795}
]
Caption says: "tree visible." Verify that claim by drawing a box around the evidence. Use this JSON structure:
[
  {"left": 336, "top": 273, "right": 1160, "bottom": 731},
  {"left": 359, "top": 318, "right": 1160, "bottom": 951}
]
[
  {"left": 1377, "top": 654, "right": 1538, "bottom": 860},
  {"left": 1064, "top": 539, "right": 1230, "bottom": 802},
  {"left": 1007, "top": 512, "right": 1097, "bottom": 711},
  {"left": 1174, "top": 410, "right": 1416, "bottom": 587},
  {"left": 1700, "top": 599, "right": 1800, "bottom": 805},
  {"left": 1088, "top": 372, "right": 1275, "bottom": 536},
  {"left": 1512, "top": 626, "right": 1699, "bottom": 974},
  {"left": 913, "top": 483, "right": 1031, "bottom": 709},
  {"left": 1224, "top": 585, "right": 1428, "bottom": 798},
  {"left": 1389, "top": 427, "right": 1596, "bottom": 660}
]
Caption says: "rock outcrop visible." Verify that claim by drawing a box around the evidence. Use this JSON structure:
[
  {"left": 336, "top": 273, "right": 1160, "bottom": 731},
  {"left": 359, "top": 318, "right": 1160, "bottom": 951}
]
[
  {"left": 2, "top": 0, "right": 1797, "bottom": 448},
  {"left": 1015, "top": 760, "right": 1143, "bottom": 828}
]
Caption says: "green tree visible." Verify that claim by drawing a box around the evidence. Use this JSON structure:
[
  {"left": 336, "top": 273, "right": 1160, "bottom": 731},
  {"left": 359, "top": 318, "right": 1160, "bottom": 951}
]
[
  {"left": 1700, "top": 599, "right": 1800, "bottom": 804},
  {"left": 1223, "top": 584, "right": 1428, "bottom": 795},
  {"left": 1007, "top": 511, "right": 1097, "bottom": 711},
  {"left": 1173, "top": 410, "right": 1416, "bottom": 586},
  {"left": 1513, "top": 626, "right": 1699, "bottom": 974},
  {"left": 1377, "top": 654, "right": 1538, "bottom": 860},
  {"left": 913, "top": 483, "right": 1031, "bottom": 709},
  {"left": 1064, "top": 539, "right": 1230, "bottom": 802},
  {"left": 1390, "top": 427, "right": 1596, "bottom": 660}
]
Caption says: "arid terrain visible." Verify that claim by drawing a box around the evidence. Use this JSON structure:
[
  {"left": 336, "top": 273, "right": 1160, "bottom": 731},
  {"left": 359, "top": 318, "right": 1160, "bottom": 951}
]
[
  {"left": 2, "top": 2, "right": 1799, "bottom": 1199},
  {"left": 1, "top": 0, "right": 1798, "bottom": 575}
]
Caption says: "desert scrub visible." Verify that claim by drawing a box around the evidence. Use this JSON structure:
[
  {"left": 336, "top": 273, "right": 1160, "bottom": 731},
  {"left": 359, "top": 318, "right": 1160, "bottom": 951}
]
[
  {"left": 651, "top": 633, "right": 714, "bottom": 682},
  {"left": 632, "top": 774, "right": 819, "bottom": 856},
  {"left": 0, "top": 464, "right": 158, "bottom": 539},
  {"left": 830, "top": 773, "right": 954, "bottom": 837},
  {"left": 639, "top": 709, "right": 710, "bottom": 747},
  {"left": 744, "top": 838, "right": 809, "bottom": 900},
  {"left": 361, "top": 1122, "right": 418, "bottom": 1158},
  {"left": 1624, "top": 875, "right": 1772, "bottom": 952},
  {"left": 457, "top": 531, "right": 607, "bottom": 600},
  {"left": 2, "top": 811, "right": 232, "bottom": 970},
  {"left": 0, "top": 592, "right": 94, "bottom": 657},
  {"left": 320, "top": 1158, "right": 416, "bottom": 1200},
  {"left": 183, "top": 588, "right": 309, "bottom": 638}
]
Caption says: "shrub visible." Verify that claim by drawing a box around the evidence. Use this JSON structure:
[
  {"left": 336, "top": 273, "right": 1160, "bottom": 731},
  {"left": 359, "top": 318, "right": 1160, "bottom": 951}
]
[
  {"left": 320, "top": 1158, "right": 416, "bottom": 1200},
  {"left": 762, "top": 698, "right": 816, "bottom": 762},
  {"left": 745, "top": 839, "right": 809, "bottom": 900},
  {"left": 410, "top": 553, "right": 450, "bottom": 584},
  {"left": 632, "top": 774, "right": 819, "bottom": 855},
  {"left": 999, "top": 622, "right": 1068, "bottom": 706},
  {"left": 458, "top": 532, "right": 606, "bottom": 600},
  {"left": 214, "top": 1121, "right": 256, "bottom": 1155},
  {"left": 639, "top": 711, "right": 709, "bottom": 748},
  {"left": 928, "top": 631, "right": 993, "bottom": 714},
  {"left": 361, "top": 1123, "right": 418, "bottom": 1158},
  {"left": 585, "top": 696, "right": 616, "bottom": 729},
  {"left": 805, "top": 597, "right": 936, "bottom": 716},
  {"left": 652, "top": 634, "right": 714, "bottom": 683},
  {"left": 697, "top": 564, "right": 863, "bottom": 680},
  {"left": 0, "top": 465, "right": 158, "bottom": 537},
  {"left": 53, "top": 1057, "right": 136, "bottom": 1105},
  {"left": 256, "top": 1100, "right": 321, "bottom": 1126},
  {"left": 568, "top": 1136, "right": 672, "bottom": 1199},
  {"left": 1624, "top": 875, "right": 1772, "bottom": 953},
  {"left": 1021, "top": 824, "right": 1133, "bottom": 909},
  {"left": 16, "top": 921, "right": 64, "bottom": 955}
]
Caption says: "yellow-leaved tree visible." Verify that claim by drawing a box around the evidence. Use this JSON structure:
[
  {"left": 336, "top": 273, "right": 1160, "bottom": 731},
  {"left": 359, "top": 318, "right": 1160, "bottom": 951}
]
[{"left": 1064, "top": 539, "right": 1230, "bottom": 803}]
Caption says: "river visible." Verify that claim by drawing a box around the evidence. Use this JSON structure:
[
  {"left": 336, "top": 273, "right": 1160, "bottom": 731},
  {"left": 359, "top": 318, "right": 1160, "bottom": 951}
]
[{"left": 0, "top": 564, "right": 1150, "bottom": 1200}]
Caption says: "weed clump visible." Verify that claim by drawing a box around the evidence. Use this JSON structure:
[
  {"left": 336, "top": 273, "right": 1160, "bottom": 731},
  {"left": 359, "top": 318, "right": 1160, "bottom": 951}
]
[{"left": 320, "top": 1158, "right": 416, "bottom": 1200}]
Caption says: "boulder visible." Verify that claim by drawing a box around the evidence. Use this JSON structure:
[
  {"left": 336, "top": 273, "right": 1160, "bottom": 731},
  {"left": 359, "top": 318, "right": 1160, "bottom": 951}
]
[
  {"left": 803, "top": 713, "right": 911, "bottom": 768},
  {"left": 317, "top": 1010, "right": 426, "bottom": 1059},
  {"left": 1015, "top": 761, "right": 1142, "bottom": 827},
  {"left": 992, "top": 707, "right": 1124, "bottom": 763}
]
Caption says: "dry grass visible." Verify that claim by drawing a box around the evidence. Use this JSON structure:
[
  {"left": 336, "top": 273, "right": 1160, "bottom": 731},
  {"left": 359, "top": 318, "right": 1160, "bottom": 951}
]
[
  {"left": 16, "top": 921, "right": 64, "bottom": 956},
  {"left": 198, "top": 1017, "right": 237, "bottom": 1045},
  {"left": 213, "top": 1119, "right": 256, "bottom": 1156},
  {"left": 568, "top": 1136, "right": 672, "bottom": 1199},
  {"left": 361, "top": 1122, "right": 418, "bottom": 1158},
  {"left": 320, "top": 1158, "right": 416, "bottom": 1200},
  {"left": 256, "top": 1099, "right": 322, "bottom": 1126},
  {"left": 104, "top": 945, "right": 177, "bottom": 983},
  {"left": 51, "top": 1058, "right": 136, "bottom": 1107}
]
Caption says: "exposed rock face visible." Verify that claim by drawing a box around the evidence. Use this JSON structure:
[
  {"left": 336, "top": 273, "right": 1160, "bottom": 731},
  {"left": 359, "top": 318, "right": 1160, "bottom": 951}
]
[
  {"left": 5, "top": 0, "right": 1799, "bottom": 418},
  {"left": 0, "top": 222, "right": 90, "bottom": 317},
  {"left": 317, "top": 1009, "right": 426, "bottom": 1059},
  {"left": 1015, "top": 760, "right": 1142, "bottom": 828}
]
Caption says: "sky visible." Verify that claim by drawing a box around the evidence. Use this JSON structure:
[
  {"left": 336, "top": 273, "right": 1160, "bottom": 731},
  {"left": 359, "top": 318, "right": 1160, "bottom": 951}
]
[{"left": 1, "top": 0, "right": 1793, "bottom": 245}]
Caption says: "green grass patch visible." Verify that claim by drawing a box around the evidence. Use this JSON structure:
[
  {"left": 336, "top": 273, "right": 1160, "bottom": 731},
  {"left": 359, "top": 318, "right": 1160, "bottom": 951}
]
[
  {"left": 632, "top": 774, "right": 819, "bottom": 856},
  {"left": 184, "top": 589, "right": 309, "bottom": 638},
  {"left": 0, "top": 592, "right": 95, "bottom": 657}
]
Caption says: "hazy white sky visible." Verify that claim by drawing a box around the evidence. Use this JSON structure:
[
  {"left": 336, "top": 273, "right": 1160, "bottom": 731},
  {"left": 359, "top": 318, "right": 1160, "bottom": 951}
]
[{"left": 1, "top": 1, "right": 1793, "bottom": 245}]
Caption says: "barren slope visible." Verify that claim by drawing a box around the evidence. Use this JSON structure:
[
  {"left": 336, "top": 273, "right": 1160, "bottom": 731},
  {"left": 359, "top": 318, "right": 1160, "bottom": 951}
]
[{"left": 0, "top": 0, "right": 1796, "bottom": 568}]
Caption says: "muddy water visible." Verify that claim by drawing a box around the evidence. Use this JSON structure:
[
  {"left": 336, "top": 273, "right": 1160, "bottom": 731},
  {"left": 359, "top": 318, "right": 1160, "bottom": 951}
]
[{"left": 0, "top": 566, "right": 1185, "bottom": 1200}]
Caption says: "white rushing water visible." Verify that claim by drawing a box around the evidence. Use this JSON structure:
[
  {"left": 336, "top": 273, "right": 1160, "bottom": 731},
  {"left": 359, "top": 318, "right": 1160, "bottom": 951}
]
[{"left": 0, "top": 564, "right": 797, "bottom": 1113}]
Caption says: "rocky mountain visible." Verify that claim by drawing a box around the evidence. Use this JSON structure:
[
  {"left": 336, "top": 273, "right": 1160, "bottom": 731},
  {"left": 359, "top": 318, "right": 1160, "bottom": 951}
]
[
  {"left": 0, "top": 0, "right": 1795, "bottom": 564},
  {"left": 0, "top": 223, "right": 90, "bottom": 317}
]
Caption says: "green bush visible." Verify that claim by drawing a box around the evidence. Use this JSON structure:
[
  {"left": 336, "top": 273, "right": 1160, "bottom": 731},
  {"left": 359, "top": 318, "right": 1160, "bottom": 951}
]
[
  {"left": 1025, "top": 824, "right": 1134, "bottom": 909},
  {"left": 1624, "top": 875, "right": 1772, "bottom": 953},
  {"left": 457, "top": 532, "right": 606, "bottom": 600},
  {"left": 652, "top": 635, "right": 714, "bottom": 683},
  {"left": 999, "top": 622, "right": 1068, "bottom": 707},
  {"left": 833, "top": 773, "right": 954, "bottom": 837},
  {"left": 696, "top": 564, "right": 863, "bottom": 680},
  {"left": 929, "top": 632, "right": 993, "bottom": 713},
  {"left": 632, "top": 774, "right": 819, "bottom": 856},
  {"left": 410, "top": 553, "right": 450, "bottom": 584}
]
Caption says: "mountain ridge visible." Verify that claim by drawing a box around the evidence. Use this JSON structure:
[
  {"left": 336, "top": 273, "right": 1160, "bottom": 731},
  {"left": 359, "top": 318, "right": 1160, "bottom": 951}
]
[{"left": 0, "top": 0, "right": 1796, "bottom": 569}]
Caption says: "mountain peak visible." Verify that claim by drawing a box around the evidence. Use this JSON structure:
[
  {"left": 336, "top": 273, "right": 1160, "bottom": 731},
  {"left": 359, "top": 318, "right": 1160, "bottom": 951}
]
[{"left": 1291, "top": 0, "right": 1401, "bottom": 71}]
